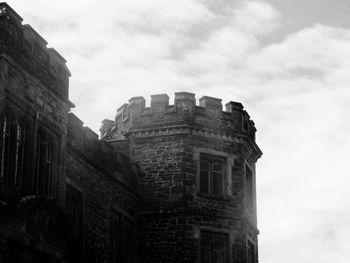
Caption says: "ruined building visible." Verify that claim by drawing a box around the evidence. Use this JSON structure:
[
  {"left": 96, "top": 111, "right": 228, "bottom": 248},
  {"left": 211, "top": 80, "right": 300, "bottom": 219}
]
[{"left": 0, "top": 3, "right": 262, "bottom": 263}]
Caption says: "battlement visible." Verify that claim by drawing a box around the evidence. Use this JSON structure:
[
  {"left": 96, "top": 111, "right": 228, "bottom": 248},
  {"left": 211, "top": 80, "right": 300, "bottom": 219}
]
[
  {"left": 0, "top": 2, "right": 70, "bottom": 100},
  {"left": 68, "top": 113, "right": 137, "bottom": 187},
  {"left": 101, "top": 92, "right": 258, "bottom": 143}
]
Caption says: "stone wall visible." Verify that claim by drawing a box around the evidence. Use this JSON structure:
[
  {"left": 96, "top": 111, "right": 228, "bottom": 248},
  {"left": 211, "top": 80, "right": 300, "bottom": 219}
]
[
  {"left": 66, "top": 113, "right": 139, "bottom": 262},
  {"left": 0, "top": 3, "right": 70, "bottom": 101},
  {"left": 0, "top": 2, "right": 72, "bottom": 209},
  {"left": 107, "top": 93, "right": 262, "bottom": 263},
  {"left": 0, "top": 3, "right": 75, "bottom": 262}
]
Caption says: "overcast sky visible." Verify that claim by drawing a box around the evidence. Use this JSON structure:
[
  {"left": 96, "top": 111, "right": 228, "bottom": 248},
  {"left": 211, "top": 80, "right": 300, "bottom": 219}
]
[{"left": 7, "top": 0, "right": 350, "bottom": 262}]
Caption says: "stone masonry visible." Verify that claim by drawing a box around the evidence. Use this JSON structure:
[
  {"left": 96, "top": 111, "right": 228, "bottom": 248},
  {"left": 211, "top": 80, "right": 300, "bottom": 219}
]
[{"left": 103, "top": 93, "right": 262, "bottom": 263}]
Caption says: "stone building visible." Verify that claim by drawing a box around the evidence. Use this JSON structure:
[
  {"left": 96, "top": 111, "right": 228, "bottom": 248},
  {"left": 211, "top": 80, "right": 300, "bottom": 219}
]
[{"left": 0, "top": 3, "right": 262, "bottom": 263}]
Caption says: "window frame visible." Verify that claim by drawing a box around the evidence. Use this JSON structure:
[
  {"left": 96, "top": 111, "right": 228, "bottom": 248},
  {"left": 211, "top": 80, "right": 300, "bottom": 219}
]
[
  {"left": 110, "top": 208, "right": 135, "bottom": 263},
  {"left": 1, "top": 115, "right": 10, "bottom": 181},
  {"left": 194, "top": 148, "right": 235, "bottom": 199},
  {"left": 14, "top": 121, "right": 26, "bottom": 187},
  {"left": 244, "top": 163, "right": 255, "bottom": 210},
  {"left": 66, "top": 183, "right": 84, "bottom": 258},
  {"left": 1, "top": 115, "right": 27, "bottom": 187},
  {"left": 34, "top": 129, "right": 57, "bottom": 196},
  {"left": 199, "top": 154, "right": 225, "bottom": 197},
  {"left": 198, "top": 229, "right": 231, "bottom": 263},
  {"left": 246, "top": 237, "right": 257, "bottom": 263}
]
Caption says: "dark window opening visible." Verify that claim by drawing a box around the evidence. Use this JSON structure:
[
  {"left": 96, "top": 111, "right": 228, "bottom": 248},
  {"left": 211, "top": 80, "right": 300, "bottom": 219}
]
[
  {"left": 1, "top": 116, "right": 10, "bottom": 180},
  {"left": 247, "top": 240, "right": 256, "bottom": 263},
  {"left": 1, "top": 115, "right": 56, "bottom": 196},
  {"left": 199, "top": 154, "right": 226, "bottom": 197},
  {"left": 34, "top": 131, "right": 53, "bottom": 196},
  {"left": 110, "top": 210, "right": 134, "bottom": 263},
  {"left": 66, "top": 185, "right": 83, "bottom": 250},
  {"left": 245, "top": 165, "right": 254, "bottom": 208},
  {"left": 200, "top": 231, "right": 228, "bottom": 263},
  {"left": 1, "top": 117, "right": 27, "bottom": 186},
  {"left": 200, "top": 160, "right": 210, "bottom": 194},
  {"left": 14, "top": 122, "right": 26, "bottom": 187}
]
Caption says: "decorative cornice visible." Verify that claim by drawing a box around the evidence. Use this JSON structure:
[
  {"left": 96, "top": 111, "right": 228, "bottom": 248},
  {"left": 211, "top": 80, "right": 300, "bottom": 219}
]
[{"left": 120, "top": 124, "right": 262, "bottom": 161}]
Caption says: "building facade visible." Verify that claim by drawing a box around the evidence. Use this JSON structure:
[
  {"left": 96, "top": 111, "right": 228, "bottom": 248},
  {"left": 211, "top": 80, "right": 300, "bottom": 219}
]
[{"left": 0, "top": 3, "right": 262, "bottom": 263}]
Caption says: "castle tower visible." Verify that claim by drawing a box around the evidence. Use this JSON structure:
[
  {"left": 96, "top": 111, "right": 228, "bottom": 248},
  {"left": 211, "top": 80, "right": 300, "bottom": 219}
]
[
  {"left": 103, "top": 92, "right": 262, "bottom": 263},
  {"left": 0, "top": 2, "right": 73, "bottom": 200},
  {"left": 0, "top": 3, "right": 76, "bottom": 262}
]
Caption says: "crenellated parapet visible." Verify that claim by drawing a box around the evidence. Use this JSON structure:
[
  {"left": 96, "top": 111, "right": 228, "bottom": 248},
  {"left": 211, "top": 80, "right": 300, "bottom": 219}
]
[
  {"left": 101, "top": 92, "right": 261, "bottom": 159},
  {"left": 0, "top": 2, "right": 70, "bottom": 100},
  {"left": 68, "top": 113, "right": 138, "bottom": 187}
]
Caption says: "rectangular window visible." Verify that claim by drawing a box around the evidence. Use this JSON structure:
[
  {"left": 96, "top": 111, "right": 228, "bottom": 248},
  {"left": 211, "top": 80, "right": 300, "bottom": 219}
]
[
  {"left": 199, "top": 153, "right": 226, "bottom": 197},
  {"left": 200, "top": 231, "right": 228, "bottom": 263},
  {"left": 66, "top": 185, "right": 83, "bottom": 243},
  {"left": 34, "top": 131, "right": 54, "bottom": 196},
  {"left": 1, "top": 117, "right": 27, "bottom": 187},
  {"left": 247, "top": 240, "right": 256, "bottom": 263},
  {"left": 14, "top": 122, "right": 26, "bottom": 187},
  {"left": 110, "top": 210, "right": 134, "bottom": 263},
  {"left": 1, "top": 116, "right": 10, "bottom": 181},
  {"left": 245, "top": 165, "right": 254, "bottom": 208}
]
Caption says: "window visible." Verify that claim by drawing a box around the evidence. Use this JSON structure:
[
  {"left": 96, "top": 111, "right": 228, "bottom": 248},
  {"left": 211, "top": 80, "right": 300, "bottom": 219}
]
[
  {"left": 247, "top": 240, "right": 256, "bottom": 263},
  {"left": 1, "top": 115, "right": 55, "bottom": 196},
  {"left": 34, "top": 131, "right": 53, "bottom": 195},
  {"left": 200, "top": 231, "right": 228, "bottom": 263},
  {"left": 199, "top": 153, "right": 226, "bottom": 197},
  {"left": 245, "top": 165, "right": 254, "bottom": 208},
  {"left": 14, "top": 122, "right": 26, "bottom": 187},
  {"left": 66, "top": 185, "right": 83, "bottom": 244},
  {"left": 1, "top": 115, "right": 10, "bottom": 180},
  {"left": 110, "top": 210, "right": 134, "bottom": 263},
  {"left": 1, "top": 116, "right": 27, "bottom": 189}
]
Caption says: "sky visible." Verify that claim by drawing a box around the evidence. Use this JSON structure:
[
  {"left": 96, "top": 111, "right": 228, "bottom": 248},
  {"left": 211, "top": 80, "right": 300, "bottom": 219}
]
[{"left": 6, "top": 0, "right": 350, "bottom": 262}]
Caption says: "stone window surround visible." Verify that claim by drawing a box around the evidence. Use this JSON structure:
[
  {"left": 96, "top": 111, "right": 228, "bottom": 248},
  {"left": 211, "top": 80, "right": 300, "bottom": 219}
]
[
  {"left": 0, "top": 114, "right": 26, "bottom": 184},
  {"left": 34, "top": 128, "right": 56, "bottom": 196},
  {"left": 66, "top": 182, "right": 84, "bottom": 249},
  {"left": 0, "top": 108, "right": 61, "bottom": 197},
  {"left": 246, "top": 235, "right": 257, "bottom": 263},
  {"left": 244, "top": 162, "right": 256, "bottom": 211},
  {"left": 193, "top": 226, "right": 233, "bottom": 263},
  {"left": 193, "top": 147, "right": 235, "bottom": 198},
  {"left": 109, "top": 206, "right": 135, "bottom": 263}
]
